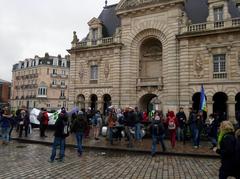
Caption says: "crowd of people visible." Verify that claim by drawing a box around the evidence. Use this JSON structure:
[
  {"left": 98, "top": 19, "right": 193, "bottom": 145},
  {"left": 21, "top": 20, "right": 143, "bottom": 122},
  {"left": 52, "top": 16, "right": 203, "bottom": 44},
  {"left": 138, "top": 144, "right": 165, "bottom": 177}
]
[{"left": 0, "top": 105, "right": 239, "bottom": 178}]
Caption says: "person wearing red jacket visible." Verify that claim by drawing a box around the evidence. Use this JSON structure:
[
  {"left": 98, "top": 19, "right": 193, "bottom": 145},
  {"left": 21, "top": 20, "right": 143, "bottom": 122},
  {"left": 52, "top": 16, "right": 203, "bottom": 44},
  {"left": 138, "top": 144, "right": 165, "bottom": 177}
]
[
  {"left": 167, "top": 111, "right": 178, "bottom": 148},
  {"left": 39, "top": 108, "right": 49, "bottom": 137}
]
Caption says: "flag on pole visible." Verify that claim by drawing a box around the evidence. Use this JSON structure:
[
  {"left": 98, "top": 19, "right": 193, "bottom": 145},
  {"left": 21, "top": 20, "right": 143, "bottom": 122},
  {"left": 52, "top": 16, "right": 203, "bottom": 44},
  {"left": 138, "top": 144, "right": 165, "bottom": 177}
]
[{"left": 200, "top": 84, "right": 207, "bottom": 112}]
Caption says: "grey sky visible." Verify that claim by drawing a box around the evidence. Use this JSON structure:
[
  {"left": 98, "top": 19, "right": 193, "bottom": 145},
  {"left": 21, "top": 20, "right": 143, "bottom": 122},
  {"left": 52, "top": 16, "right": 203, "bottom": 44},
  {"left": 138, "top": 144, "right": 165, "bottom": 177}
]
[{"left": 0, "top": 0, "right": 119, "bottom": 81}]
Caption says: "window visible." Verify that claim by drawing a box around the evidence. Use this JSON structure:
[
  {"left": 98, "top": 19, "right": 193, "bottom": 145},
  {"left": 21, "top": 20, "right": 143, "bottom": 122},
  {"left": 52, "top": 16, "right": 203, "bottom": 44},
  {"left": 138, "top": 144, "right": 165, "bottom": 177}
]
[
  {"left": 61, "top": 60, "right": 66, "bottom": 67},
  {"left": 52, "top": 80, "right": 57, "bottom": 85},
  {"left": 38, "top": 87, "right": 47, "bottom": 96},
  {"left": 47, "top": 68, "right": 49, "bottom": 75},
  {"left": 60, "top": 89, "right": 65, "bottom": 97},
  {"left": 53, "top": 69, "right": 57, "bottom": 74},
  {"left": 62, "top": 70, "right": 65, "bottom": 75},
  {"left": 214, "top": 7, "right": 223, "bottom": 22},
  {"left": 61, "top": 81, "right": 65, "bottom": 85},
  {"left": 47, "top": 104, "right": 50, "bottom": 107},
  {"left": 238, "top": 5, "right": 240, "bottom": 11},
  {"left": 53, "top": 59, "right": 58, "bottom": 66},
  {"left": 213, "top": 54, "right": 227, "bottom": 78},
  {"left": 92, "top": 29, "right": 98, "bottom": 41},
  {"left": 90, "top": 65, "right": 98, "bottom": 80}
]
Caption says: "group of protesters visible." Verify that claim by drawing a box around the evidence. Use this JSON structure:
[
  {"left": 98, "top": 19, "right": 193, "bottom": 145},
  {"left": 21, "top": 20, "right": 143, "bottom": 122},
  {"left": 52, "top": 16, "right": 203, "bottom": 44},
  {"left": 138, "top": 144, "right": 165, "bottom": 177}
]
[{"left": 1, "top": 105, "right": 240, "bottom": 178}]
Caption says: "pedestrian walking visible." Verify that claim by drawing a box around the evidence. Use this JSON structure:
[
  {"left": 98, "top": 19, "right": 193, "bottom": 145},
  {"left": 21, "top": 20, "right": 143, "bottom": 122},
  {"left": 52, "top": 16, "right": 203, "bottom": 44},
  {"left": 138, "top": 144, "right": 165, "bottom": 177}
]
[
  {"left": 124, "top": 107, "right": 136, "bottom": 148},
  {"left": 213, "top": 121, "right": 239, "bottom": 179},
  {"left": 92, "top": 111, "right": 102, "bottom": 140},
  {"left": 167, "top": 111, "right": 178, "bottom": 148},
  {"left": 150, "top": 111, "right": 166, "bottom": 156},
  {"left": 71, "top": 111, "right": 87, "bottom": 156},
  {"left": 0, "top": 107, "right": 13, "bottom": 145},
  {"left": 49, "top": 108, "right": 69, "bottom": 163},
  {"left": 134, "top": 107, "right": 143, "bottom": 142},
  {"left": 188, "top": 108, "right": 198, "bottom": 148},
  {"left": 206, "top": 114, "right": 219, "bottom": 149}
]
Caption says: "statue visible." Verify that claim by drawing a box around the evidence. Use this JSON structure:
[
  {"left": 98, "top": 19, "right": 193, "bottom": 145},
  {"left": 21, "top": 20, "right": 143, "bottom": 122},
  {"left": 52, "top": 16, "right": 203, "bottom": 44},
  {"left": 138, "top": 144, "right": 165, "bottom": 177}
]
[
  {"left": 104, "top": 63, "right": 110, "bottom": 79},
  {"left": 71, "top": 31, "right": 79, "bottom": 45},
  {"left": 195, "top": 54, "right": 203, "bottom": 78}
]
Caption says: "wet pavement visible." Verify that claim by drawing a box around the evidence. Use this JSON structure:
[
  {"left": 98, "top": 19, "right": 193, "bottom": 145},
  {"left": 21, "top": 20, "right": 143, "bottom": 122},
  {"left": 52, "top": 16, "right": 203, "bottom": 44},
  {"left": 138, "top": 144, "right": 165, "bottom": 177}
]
[
  {"left": 11, "top": 128, "right": 217, "bottom": 157},
  {"left": 0, "top": 141, "right": 221, "bottom": 179}
]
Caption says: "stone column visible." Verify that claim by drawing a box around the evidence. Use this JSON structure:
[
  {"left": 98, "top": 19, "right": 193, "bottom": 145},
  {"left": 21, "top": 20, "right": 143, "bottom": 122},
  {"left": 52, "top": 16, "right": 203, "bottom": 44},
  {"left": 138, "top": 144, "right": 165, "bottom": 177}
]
[
  {"left": 227, "top": 96, "right": 236, "bottom": 123},
  {"left": 207, "top": 96, "right": 213, "bottom": 115}
]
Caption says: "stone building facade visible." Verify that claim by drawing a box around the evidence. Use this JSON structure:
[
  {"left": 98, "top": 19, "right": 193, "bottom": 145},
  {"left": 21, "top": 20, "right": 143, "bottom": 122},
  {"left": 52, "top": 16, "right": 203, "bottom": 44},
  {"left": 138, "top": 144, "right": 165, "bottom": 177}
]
[
  {"left": 11, "top": 53, "right": 70, "bottom": 111},
  {"left": 0, "top": 79, "right": 11, "bottom": 108},
  {"left": 68, "top": 0, "right": 240, "bottom": 122}
]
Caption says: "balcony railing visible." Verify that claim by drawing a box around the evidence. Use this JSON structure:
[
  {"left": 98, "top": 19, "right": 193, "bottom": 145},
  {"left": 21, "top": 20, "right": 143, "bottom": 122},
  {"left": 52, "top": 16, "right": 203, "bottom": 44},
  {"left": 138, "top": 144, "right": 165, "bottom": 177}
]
[
  {"left": 213, "top": 72, "right": 227, "bottom": 79},
  {"left": 181, "top": 18, "right": 240, "bottom": 34},
  {"left": 76, "top": 37, "right": 119, "bottom": 48}
]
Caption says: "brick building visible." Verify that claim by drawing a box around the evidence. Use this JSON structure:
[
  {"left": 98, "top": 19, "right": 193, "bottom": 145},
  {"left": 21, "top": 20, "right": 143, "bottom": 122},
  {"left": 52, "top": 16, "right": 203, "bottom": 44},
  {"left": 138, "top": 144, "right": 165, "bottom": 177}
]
[{"left": 0, "top": 79, "right": 11, "bottom": 108}]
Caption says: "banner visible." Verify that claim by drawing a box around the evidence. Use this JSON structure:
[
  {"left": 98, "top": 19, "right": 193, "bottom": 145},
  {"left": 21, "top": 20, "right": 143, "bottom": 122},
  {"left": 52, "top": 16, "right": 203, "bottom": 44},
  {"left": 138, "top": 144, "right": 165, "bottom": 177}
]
[{"left": 30, "top": 108, "right": 61, "bottom": 125}]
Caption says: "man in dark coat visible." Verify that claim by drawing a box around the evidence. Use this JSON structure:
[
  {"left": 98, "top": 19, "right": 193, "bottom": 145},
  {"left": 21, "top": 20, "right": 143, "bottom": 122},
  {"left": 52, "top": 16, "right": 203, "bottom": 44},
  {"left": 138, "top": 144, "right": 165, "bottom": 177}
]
[{"left": 49, "top": 109, "right": 69, "bottom": 162}]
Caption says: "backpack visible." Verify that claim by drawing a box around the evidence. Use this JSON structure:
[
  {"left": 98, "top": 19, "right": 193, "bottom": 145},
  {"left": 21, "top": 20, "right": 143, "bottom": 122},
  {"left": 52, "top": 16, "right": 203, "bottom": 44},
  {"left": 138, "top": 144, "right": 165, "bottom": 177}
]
[{"left": 168, "top": 119, "right": 176, "bottom": 130}]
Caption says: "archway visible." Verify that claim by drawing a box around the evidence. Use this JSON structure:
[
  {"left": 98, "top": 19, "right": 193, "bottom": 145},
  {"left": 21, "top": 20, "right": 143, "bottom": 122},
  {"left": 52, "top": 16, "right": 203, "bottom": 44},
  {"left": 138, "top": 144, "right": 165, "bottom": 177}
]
[
  {"left": 77, "top": 94, "right": 85, "bottom": 110},
  {"left": 235, "top": 93, "right": 240, "bottom": 121},
  {"left": 192, "top": 92, "right": 207, "bottom": 119},
  {"left": 139, "top": 38, "right": 162, "bottom": 79},
  {"left": 213, "top": 92, "right": 228, "bottom": 120},
  {"left": 102, "top": 94, "right": 111, "bottom": 115},
  {"left": 90, "top": 94, "right": 98, "bottom": 111},
  {"left": 139, "top": 94, "right": 158, "bottom": 113}
]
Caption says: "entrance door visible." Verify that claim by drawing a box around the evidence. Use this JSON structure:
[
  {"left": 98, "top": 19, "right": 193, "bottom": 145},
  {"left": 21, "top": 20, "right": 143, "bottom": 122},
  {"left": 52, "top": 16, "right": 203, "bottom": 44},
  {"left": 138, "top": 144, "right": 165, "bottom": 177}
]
[
  {"left": 103, "top": 94, "right": 111, "bottom": 115},
  {"left": 213, "top": 92, "right": 228, "bottom": 120},
  {"left": 139, "top": 94, "right": 158, "bottom": 113},
  {"left": 90, "top": 94, "right": 98, "bottom": 111}
]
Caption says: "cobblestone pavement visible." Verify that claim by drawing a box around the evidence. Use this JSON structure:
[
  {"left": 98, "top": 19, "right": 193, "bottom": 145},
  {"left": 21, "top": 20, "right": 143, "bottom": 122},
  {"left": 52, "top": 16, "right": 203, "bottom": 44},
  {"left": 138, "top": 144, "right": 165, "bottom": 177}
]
[{"left": 0, "top": 141, "right": 221, "bottom": 179}]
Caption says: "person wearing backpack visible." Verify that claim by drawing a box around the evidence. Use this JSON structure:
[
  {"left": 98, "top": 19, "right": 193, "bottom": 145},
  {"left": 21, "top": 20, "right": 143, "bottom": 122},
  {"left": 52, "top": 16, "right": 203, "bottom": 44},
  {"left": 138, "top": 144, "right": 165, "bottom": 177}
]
[
  {"left": 167, "top": 111, "right": 178, "bottom": 148},
  {"left": 92, "top": 111, "right": 101, "bottom": 140},
  {"left": 150, "top": 111, "right": 166, "bottom": 156},
  {"left": 213, "top": 121, "right": 239, "bottom": 179},
  {"left": 71, "top": 111, "right": 87, "bottom": 156},
  {"left": 49, "top": 108, "right": 69, "bottom": 163}
]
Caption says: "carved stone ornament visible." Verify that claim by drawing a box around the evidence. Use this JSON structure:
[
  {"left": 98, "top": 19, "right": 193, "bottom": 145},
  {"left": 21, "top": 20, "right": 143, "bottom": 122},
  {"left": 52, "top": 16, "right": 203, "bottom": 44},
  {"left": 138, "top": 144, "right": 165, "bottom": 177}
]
[
  {"left": 104, "top": 63, "right": 110, "bottom": 79},
  {"left": 71, "top": 31, "right": 79, "bottom": 44},
  {"left": 79, "top": 65, "right": 85, "bottom": 81},
  {"left": 195, "top": 54, "right": 204, "bottom": 78}
]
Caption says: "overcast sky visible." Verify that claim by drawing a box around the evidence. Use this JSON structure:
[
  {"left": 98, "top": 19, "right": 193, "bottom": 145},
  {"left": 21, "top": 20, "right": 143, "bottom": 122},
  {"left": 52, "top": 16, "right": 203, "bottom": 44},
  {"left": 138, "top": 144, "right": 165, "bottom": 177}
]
[{"left": 0, "top": 0, "right": 119, "bottom": 81}]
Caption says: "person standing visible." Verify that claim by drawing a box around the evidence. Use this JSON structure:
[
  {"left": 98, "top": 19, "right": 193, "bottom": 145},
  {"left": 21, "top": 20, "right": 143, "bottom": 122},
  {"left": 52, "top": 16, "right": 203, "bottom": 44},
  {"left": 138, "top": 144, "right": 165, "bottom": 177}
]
[
  {"left": 167, "top": 111, "right": 178, "bottom": 148},
  {"left": 134, "top": 107, "right": 143, "bottom": 142},
  {"left": 18, "top": 107, "right": 30, "bottom": 138},
  {"left": 92, "top": 111, "right": 102, "bottom": 140},
  {"left": 176, "top": 107, "right": 187, "bottom": 144},
  {"left": 235, "top": 129, "right": 240, "bottom": 178},
  {"left": 206, "top": 114, "right": 218, "bottom": 149},
  {"left": 107, "top": 109, "right": 116, "bottom": 145},
  {"left": 39, "top": 108, "right": 49, "bottom": 137},
  {"left": 188, "top": 108, "right": 198, "bottom": 148},
  {"left": 71, "top": 111, "right": 87, "bottom": 156},
  {"left": 150, "top": 111, "right": 166, "bottom": 156},
  {"left": 125, "top": 107, "right": 136, "bottom": 148},
  {"left": 49, "top": 109, "right": 69, "bottom": 162},
  {"left": 213, "top": 121, "right": 239, "bottom": 179},
  {"left": 0, "top": 107, "right": 13, "bottom": 145}
]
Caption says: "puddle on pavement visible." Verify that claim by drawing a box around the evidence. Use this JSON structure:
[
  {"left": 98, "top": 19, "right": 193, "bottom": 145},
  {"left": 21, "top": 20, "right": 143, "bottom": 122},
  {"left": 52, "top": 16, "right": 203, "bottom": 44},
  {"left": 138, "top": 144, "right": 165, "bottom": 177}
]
[{"left": 16, "top": 145, "right": 27, "bottom": 149}]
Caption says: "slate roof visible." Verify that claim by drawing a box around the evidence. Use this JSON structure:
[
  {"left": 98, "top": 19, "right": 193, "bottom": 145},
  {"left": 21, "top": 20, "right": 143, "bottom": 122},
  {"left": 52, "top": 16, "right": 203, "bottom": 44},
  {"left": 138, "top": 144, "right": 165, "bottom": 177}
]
[{"left": 90, "top": 0, "right": 240, "bottom": 39}]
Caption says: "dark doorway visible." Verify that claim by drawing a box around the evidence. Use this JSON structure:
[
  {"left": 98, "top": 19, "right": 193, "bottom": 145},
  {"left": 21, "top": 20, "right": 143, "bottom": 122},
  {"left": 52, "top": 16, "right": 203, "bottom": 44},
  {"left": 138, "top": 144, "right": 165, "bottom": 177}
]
[
  {"left": 213, "top": 92, "right": 228, "bottom": 120},
  {"left": 77, "top": 94, "right": 85, "bottom": 110},
  {"left": 90, "top": 94, "right": 98, "bottom": 111},
  {"left": 103, "top": 94, "right": 111, "bottom": 115},
  {"left": 139, "top": 94, "right": 157, "bottom": 113},
  {"left": 192, "top": 92, "right": 207, "bottom": 119}
]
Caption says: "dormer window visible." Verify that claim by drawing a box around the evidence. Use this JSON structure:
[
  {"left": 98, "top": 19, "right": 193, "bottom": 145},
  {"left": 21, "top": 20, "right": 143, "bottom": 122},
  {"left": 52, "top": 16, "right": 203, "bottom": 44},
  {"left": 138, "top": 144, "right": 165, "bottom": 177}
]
[
  {"left": 53, "top": 58, "right": 58, "bottom": 66},
  {"left": 214, "top": 7, "right": 223, "bottom": 22},
  {"left": 61, "top": 59, "right": 67, "bottom": 67},
  {"left": 88, "top": 17, "right": 103, "bottom": 45}
]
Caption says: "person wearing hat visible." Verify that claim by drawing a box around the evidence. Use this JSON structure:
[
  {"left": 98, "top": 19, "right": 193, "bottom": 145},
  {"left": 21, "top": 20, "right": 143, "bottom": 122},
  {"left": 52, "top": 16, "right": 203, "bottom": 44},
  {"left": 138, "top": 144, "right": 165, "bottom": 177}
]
[
  {"left": 18, "top": 107, "right": 30, "bottom": 138},
  {"left": 0, "top": 107, "right": 13, "bottom": 145}
]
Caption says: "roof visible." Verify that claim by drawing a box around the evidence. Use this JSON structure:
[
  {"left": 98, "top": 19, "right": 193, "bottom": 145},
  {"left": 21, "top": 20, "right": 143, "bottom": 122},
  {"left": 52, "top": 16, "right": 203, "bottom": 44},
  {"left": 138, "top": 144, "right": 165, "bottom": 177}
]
[
  {"left": 98, "top": 4, "right": 121, "bottom": 37},
  {"left": 82, "top": 0, "right": 240, "bottom": 40},
  {"left": 185, "top": 0, "right": 240, "bottom": 24},
  {"left": 0, "top": 79, "right": 10, "bottom": 84}
]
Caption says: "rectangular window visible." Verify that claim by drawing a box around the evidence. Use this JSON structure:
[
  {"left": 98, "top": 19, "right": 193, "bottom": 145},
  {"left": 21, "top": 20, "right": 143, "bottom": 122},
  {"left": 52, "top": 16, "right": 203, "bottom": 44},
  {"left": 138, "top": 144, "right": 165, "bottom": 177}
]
[
  {"left": 213, "top": 54, "right": 227, "bottom": 78},
  {"left": 92, "top": 29, "right": 98, "bottom": 41},
  {"left": 214, "top": 7, "right": 223, "bottom": 22},
  {"left": 52, "top": 80, "right": 57, "bottom": 85},
  {"left": 53, "top": 59, "right": 58, "bottom": 66},
  {"left": 61, "top": 81, "right": 65, "bottom": 85},
  {"left": 61, "top": 60, "right": 66, "bottom": 67},
  {"left": 60, "top": 89, "right": 65, "bottom": 97},
  {"left": 38, "top": 87, "right": 47, "bottom": 96},
  {"left": 62, "top": 70, "right": 65, "bottom": 75},
  {"left": 53, "top": 69, "right": 57, "bottom": 74},
  {"left": 90, "top": 65, "right": 98, "bottom": 80}
]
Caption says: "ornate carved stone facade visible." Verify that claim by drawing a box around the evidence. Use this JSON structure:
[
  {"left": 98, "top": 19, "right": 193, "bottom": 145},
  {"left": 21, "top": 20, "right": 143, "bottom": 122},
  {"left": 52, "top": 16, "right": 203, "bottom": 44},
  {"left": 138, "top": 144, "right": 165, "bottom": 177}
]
[{"left": 68, "top": 0, "right": 240, "bottom": 122}]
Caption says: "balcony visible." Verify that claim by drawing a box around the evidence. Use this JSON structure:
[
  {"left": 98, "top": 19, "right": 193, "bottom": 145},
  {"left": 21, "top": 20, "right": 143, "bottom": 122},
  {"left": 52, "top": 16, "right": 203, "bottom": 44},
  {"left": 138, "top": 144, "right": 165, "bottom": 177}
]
[
  {"left": 76, "top": 37, "right": 120, "bottom": 48},
  {"left": 59, "top": 96, "right": 66, "bottom": 99},
  {"left": 37, "top": 95, "right": 47, "bottom": 98},
  {"left": 180, "top": 18, "right": 240, "bottom": 34},
  {"left": 213, "top": 72, "right": 227, "bottom": 79},
  {"left": 50, "top": 84, "right": 58, "bottom": 88},
  {"left": 50, "top": 73, "right": 58, "bottom": 78},
  {"left": 58, "top": 74, "right": 68, "bottom": 79},
  {"left": 136, "top": 77, "right": 163, "bottom": 90},
  {"left": 60, "top": 84, "right": 67, "bottom": 89}
]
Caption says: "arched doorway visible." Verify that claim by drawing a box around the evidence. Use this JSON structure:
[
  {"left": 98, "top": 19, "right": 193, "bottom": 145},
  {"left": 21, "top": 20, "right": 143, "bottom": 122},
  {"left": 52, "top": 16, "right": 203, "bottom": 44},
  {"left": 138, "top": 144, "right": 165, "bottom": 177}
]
[
  {"left": 139, "top": 94, "right": 158, "bottom": 113},
  {"left": 102, "top": 94, "right": 111, "bottom": 115},
  {"left": 192, "top": 92, "right": 201, "bottom": 112},
  {"left": 90, "top": 94, "right": 98, "bottom": 111},
  {"left": 139, "top": 37, "right": 162, "bottom": 79},
  {"left": 77, "top": 94, "right": 85, "bottom": 110},
  {"left": 235, "top": 93, "right": 240, "bottom": 121},
  {"left": 213, "top": 92, "right": 228, "bottom": 120},
  {"left": 192, "top": 92, "right": 207, "bottom": 119}
]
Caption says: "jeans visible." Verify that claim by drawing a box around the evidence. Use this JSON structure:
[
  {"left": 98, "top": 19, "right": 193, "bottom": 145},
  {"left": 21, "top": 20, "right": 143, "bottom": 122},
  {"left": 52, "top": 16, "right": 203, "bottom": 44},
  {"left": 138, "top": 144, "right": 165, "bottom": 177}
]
[
  {"left": 135, "top": 123, "right": 142, "bottom": 141},
  {"left": 19, "top": 125, "right": 28, "bottom": 137},
  {"left": 50, "top": 137, "right": 65, "bottom": 161},
  {"left": 193, "top": 128, "right": 199, "bottom": 147},
  {"left": 75, "top": 132, "right": 83, "bottom": 154},
  {"left": 1, "top": 127, "right": 10, "bottom": 143},
  {"left": 125, "top": 126, "right": 133, "bottom": 147},
  {"left": 151, "top": 134, "right": 166, "bottom": 154},
  {"left": 109, "top": 127, "right": 113, "bottom": 144}
]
